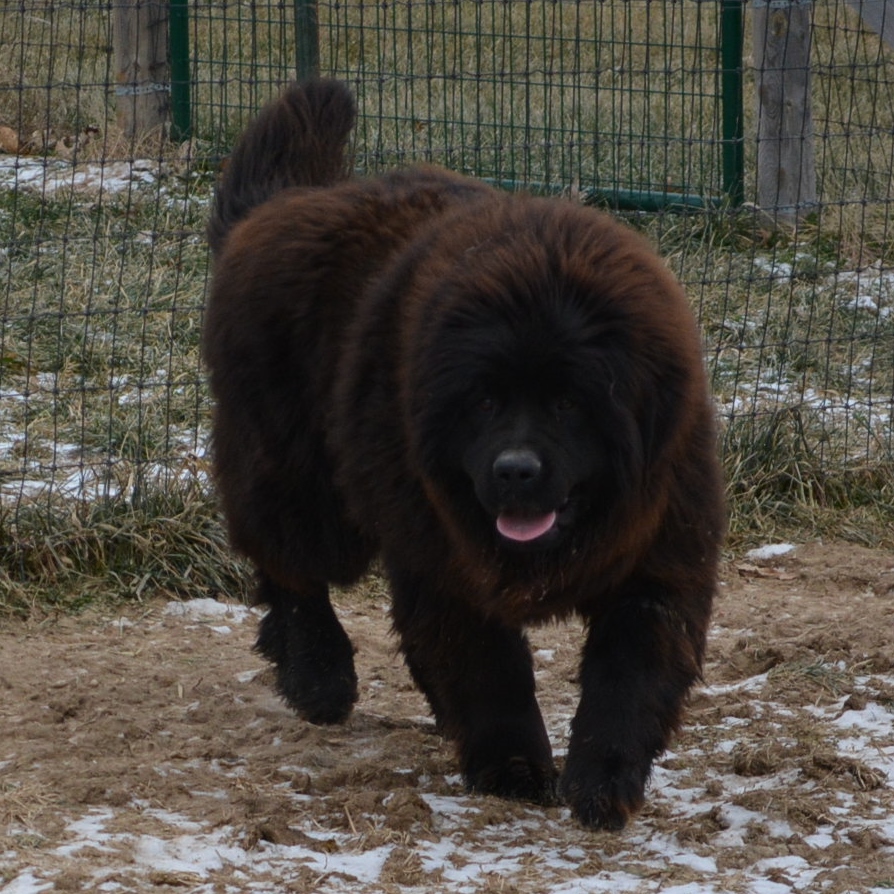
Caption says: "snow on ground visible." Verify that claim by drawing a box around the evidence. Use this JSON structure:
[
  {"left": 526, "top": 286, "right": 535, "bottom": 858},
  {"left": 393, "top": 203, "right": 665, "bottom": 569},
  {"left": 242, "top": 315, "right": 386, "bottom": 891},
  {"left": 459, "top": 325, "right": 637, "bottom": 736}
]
[
  {"left": 744, "top": 544, "right": 797, "bottom": 561},
  {"left": 3, "top": 577, "right": 893, "bottom": 894},
  {"left": 0, "top": 156, "right": 170, "bottom": 198},
  {"left": 11, "top": 671, "right": 891, "bottom": 894}
]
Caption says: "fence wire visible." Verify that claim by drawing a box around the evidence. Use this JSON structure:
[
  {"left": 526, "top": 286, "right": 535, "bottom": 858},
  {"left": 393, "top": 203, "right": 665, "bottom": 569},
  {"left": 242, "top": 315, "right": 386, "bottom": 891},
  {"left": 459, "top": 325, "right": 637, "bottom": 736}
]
[{"left": 1, "top": 0, "right": 892, "bottom": 602}]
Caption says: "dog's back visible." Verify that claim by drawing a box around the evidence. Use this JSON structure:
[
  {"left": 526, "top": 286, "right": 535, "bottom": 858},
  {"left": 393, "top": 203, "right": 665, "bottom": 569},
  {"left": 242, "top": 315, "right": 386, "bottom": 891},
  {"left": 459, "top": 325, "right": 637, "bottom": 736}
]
[{"left": 207, "top": 79, "right": 356, "bottom": 255}]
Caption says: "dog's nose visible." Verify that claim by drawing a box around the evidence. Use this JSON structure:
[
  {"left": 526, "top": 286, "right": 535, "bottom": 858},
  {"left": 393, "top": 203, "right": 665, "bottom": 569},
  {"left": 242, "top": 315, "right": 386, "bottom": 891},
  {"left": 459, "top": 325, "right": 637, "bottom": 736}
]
[{"left": 493, "top": 448, "right": 542, "bottom": 485}]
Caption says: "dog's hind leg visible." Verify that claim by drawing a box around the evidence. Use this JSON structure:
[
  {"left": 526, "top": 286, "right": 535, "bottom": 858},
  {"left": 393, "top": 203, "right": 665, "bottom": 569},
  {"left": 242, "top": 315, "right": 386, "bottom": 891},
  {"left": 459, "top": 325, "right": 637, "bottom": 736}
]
[{"left": 254, "top": 572, "right": 358, "bottom": 724}]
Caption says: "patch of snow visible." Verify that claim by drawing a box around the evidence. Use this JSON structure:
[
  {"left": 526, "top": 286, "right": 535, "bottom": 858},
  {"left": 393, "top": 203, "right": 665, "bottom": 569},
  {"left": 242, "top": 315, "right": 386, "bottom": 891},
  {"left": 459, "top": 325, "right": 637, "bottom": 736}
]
[
  {"left": 54, "top": 809, "right": 118, "bottom": 856},
  {"left": 163, "top": 598, "right": 253, "bottom": 623},
  {"left": 0, "top": 156, "right": 163, "bottom": 197},
  {"left": 753, "top": 257, "right": 794, "bottom": 281},
  {"left": 132, "top": 831, "right": 234, "bottom": 876},
  {"left": 0, "top": 871, "right": 54, "bottom": 894},
  {"left": 700, "top": 672, "right": 770, "bottom": 697},
  {"left": 745, "top": 543, "right": 797, "bottom": 561},
  {"left": 834, "top": 702, "right": 894, "bottom": 737},
  {"left": 235, "top": 669, "right": 263, "bottom": 684},
  {"left": 847, "top": 294, "right": 879, "bottom": 312}
]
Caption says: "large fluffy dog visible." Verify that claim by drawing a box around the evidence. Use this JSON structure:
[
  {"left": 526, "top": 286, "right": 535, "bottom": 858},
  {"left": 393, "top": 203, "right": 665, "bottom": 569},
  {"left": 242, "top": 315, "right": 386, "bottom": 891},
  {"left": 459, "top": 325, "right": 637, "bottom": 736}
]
[{"left": 203, "top": 80, "right": 724, "bottom": 830}]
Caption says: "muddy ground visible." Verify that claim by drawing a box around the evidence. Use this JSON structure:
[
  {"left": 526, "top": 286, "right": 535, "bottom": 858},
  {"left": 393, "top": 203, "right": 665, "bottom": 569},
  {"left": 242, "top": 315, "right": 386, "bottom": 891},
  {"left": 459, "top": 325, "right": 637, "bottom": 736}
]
[{"left": 2, "top": 540, "right": 893, "bottom": 893}]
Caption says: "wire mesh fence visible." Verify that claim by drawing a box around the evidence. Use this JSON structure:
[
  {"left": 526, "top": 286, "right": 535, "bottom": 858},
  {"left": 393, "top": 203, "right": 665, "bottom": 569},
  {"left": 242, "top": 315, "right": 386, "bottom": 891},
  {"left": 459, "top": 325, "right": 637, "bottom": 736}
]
[
  {"left": 1, "top": 0, "right": 892, "bottom": 606},
  {"left": 188, "top": 0, "right": 744, "bottom": 205}
]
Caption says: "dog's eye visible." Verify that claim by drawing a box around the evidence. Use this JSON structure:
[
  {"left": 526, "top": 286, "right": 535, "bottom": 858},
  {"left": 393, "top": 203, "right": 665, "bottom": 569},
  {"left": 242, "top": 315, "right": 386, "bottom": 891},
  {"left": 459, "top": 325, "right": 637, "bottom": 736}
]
[
  {"left": 478, "top": 397, "right": 497, "bottom": 415},
  {"left": 554, "top": 396, "right": 577, "bottom": 414}
]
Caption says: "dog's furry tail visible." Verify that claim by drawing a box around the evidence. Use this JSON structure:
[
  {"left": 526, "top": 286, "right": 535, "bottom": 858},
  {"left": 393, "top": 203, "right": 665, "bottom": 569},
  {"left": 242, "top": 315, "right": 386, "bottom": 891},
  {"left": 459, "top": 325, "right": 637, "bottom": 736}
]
[{"left": 207, "top": 79, "right": 356, "bottom": 254}]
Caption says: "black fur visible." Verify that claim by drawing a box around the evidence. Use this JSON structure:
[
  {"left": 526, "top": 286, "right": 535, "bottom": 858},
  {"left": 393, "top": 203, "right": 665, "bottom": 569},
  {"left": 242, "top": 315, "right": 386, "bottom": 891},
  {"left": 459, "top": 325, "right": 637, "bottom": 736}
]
[{"left": 203, "top": 80, "right": 725, "bottom": 829}]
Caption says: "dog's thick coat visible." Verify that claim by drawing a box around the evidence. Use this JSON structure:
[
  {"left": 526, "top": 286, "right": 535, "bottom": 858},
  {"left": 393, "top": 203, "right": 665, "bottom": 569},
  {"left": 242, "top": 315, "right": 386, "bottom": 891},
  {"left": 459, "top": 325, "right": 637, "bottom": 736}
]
[{"left": 203, "top": 80, "right": 725, "bottom": 829}]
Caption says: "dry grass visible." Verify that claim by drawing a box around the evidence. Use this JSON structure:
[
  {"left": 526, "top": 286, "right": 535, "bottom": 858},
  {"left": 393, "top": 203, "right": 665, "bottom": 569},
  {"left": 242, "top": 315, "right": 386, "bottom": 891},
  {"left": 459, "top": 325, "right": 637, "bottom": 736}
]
[
  {"left": 1, "top": 0, "right": 893, "bottom": 612},
  {"left": 0, "top": 169, "right": 235, "bottom": 613}
]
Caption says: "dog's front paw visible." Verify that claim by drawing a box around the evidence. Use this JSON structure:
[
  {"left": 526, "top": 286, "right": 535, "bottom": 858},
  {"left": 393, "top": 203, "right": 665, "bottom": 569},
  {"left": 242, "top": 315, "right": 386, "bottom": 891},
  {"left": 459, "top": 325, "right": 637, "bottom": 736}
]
[
  {"left": 459, "top": 719, "right": 557, "bottom": 805},
  {"left": 559, "top": 755, "right": 649, "bottom": 830},
  {"left": 465, "top": 753, "right": 558, "bottom": 805},
  {"left": 256, "top": 607, "right": 358, "bottom": 725},
  {"left": 277, "top": 660, "right": 358, "bottom": 725}
]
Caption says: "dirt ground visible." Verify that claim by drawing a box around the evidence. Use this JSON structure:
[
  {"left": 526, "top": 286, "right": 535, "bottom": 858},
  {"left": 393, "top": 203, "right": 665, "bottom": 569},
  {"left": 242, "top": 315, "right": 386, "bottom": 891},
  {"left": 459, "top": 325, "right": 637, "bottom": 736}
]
[{"left": 2, "top": 540, "right": 893, "bottom": 893}]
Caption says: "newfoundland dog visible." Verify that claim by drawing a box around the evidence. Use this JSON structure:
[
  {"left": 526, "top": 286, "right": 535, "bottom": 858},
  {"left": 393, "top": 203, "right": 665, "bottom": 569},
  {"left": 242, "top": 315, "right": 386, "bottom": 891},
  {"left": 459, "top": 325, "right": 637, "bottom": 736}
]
[{"left": 202, "top": 80, "right": 725, "bottom": 830}]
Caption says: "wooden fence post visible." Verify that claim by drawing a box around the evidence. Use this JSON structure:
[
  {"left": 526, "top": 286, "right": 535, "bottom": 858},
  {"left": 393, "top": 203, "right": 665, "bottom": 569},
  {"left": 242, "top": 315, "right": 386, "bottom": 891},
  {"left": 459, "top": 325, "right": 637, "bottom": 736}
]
[
  {"left": 114, "top": 0, "right": 171, "bottom": 141},
  {"left": 294, "top": 0, "right": 321, "bottom": 81},
  {"left": 844, "top": 0, "right": 894, "bottom": 49},
  {"left": 753, "top": 0, "right": 817, "bottom": 222}
]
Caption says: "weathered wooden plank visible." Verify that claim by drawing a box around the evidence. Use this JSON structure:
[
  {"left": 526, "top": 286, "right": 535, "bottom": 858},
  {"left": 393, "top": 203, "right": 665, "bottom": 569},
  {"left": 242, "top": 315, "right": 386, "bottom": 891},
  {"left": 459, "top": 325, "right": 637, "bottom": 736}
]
[
  {"left": 753, "top": 0, "right": 817, "bottom": 222},
  {"left": 844, "top": 0, "right": 894, "bottom": 49},
  {"left": 114, "top": 0, "right": 170, "bottom": 140}
]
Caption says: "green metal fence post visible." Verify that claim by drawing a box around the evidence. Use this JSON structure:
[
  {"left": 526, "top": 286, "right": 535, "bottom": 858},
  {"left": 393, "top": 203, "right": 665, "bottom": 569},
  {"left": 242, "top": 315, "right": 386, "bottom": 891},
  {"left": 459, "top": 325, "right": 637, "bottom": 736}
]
[
  {"left": 169, "top": 0, "right": 191, "bottom": 142},
  {"left": 720, "top": 0, "right": 745, "bottom": 205},
  {"left": 294, "top": 0, "right": 321, "bottom": 81}
]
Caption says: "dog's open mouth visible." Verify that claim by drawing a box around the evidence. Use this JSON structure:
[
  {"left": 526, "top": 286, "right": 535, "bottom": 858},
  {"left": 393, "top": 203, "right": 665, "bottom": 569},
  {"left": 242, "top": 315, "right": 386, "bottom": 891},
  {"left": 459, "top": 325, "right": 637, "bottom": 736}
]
[
  {"left": 496, "top": 511, "right": 558, "bottom": 543},
  {"left": 495, "top": 494, "right": 574, "bottom": 544}
]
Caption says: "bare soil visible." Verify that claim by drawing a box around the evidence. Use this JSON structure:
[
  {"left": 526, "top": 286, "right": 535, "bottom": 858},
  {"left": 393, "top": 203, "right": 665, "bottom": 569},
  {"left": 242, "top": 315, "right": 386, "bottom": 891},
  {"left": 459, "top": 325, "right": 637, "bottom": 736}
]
[{"left": 2, "top": 540, "right": 894, "bottom": 893}]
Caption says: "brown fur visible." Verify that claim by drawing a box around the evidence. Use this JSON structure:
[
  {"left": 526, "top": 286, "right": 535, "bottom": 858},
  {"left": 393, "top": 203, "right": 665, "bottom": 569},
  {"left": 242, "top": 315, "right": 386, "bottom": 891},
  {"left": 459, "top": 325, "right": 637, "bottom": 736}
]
[{"left": 203, "top": 80, "right": 725, "bottom": 829}]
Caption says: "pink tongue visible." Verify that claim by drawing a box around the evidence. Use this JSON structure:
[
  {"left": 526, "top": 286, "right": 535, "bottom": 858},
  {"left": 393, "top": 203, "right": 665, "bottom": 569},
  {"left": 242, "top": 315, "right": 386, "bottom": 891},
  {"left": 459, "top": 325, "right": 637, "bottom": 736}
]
[{"left": 496, "top": 511, "right": 557, "bottom": 542}]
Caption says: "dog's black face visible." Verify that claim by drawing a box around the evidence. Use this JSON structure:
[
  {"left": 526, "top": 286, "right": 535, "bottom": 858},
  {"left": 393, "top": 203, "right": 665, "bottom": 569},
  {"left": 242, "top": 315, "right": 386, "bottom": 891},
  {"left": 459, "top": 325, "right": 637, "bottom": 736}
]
[
  {"left": 410, "top": 277, "right": 646, "bottom": 555},
  {"left": 459, "top": 387, "right": 599, "bottom": 551}
]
